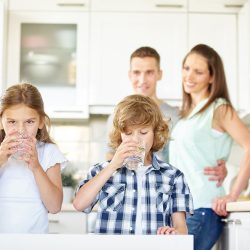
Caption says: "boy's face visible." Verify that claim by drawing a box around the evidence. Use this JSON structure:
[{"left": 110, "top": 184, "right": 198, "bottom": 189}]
[
  {"left": 121, "top": 125, "right": 154, "bottom": 162},
  {"left": 129, "top": 57, "right": 162, "bottom": 99}
]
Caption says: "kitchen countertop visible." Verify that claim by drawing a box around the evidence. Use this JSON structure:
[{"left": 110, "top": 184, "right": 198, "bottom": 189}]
[
  {"left": 227, "top": 200, "right": 250, "bottom": 212},
  {"left": 0, "top": 234, "right": 193, "bottom": 250}
]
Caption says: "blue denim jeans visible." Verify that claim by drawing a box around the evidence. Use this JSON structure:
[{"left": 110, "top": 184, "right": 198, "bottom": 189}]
[{"left": 186, "top": 208, "right": 224, "bottom": 250}]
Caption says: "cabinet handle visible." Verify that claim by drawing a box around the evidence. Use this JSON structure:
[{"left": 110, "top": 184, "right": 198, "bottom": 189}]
[
  {"left": 49, "top": 219, "right": 59, "bottom": 223},
  {"left": 155, "top": 4, "right": 184, "bottom": 8},
  {"left": 224, "top": 4, "right": 243, "bottom": 8},
  {"left": 221, "top": 218, "right": 242, "bottom": 225},
  {"left": 57, "top": 3, "right": 85, "bottom": 7},
  {"left": 221, "top": 218, "right": 234, "bottom": 224},
  {"left": 53, "top": 110, "right": 85, "bottom": 113},
  {"left": 234, "top": 219, "right": 242, "bottom": 225}
]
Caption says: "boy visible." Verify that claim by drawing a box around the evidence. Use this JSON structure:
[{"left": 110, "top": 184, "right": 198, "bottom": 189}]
[{"left": 74, "top": 94, "right": 193, "bottom": 234}]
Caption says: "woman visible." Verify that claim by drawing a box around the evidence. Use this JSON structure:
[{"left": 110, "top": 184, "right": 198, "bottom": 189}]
[{"left": 169, "top": 44, "right": 250, "bottom": 250}]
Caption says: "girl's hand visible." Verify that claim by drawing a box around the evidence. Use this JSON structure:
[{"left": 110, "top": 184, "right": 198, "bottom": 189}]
[
  {"left": 0, "top": 131, "right": 21, "bottom": 165},
  {"left": 157, "top": 226, "right": 178, "bottom": 235},
  {"left": 110, "top": 140, "right": 138, "bottom": 170}
]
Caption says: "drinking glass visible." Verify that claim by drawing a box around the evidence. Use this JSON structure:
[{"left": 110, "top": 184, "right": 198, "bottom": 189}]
[
  {"left": 124, "top": 140, "right": 145, "bottom": 171},
  {"left": 12, "top": 132, "right": 30, "bottom": 161}
]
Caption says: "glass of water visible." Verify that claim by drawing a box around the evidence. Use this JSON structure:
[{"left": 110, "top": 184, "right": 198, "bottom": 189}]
[
  {"left": 12, "top": 132, "right": 30, "bottom": 161},
  {"left": 124, "top": 140, "right": 146, "bottom": 171}
]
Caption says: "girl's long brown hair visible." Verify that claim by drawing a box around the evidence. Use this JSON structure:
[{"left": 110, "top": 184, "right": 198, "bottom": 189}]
[{"left": 0, "top": 83, "right": 54, "bottom": 143}]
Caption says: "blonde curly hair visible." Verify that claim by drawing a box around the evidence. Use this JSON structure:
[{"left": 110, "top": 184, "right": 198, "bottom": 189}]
[{"left": 109, "top": 94, "right": 169, "bottom": 153}]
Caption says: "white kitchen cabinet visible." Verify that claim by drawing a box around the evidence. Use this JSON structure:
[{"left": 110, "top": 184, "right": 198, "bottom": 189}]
[
  {"left": 188, "top": 13, "right": 238, "bottom": 108},
  {"left": 91, "top": 0, "right": 187, "bottom": 12},
  {"left": 238, "top": 0, "right": 250, "bottom": 114},
  {"left": 189, "top": 0, "right": 247, "bottom": 13},
  {"left": 48, "top": 204, "right": 87, "bottom": 234},
  {"left": 8, "top": 0, "right": 90, "bottom": 11},
  {"left": 6, "top": 9, "right": 90, "bottom": 119},
  {"left": 89, "top": 11, "right": 187, "bottom": 108},
  {"left": 0, "top": 0, "right": 6, "bottom": 92},
  {"left": 220, "top": 212, "right": 250, "bottom": 250}
]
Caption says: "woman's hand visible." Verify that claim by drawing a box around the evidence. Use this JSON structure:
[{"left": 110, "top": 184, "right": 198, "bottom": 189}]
[
  {"left": 212, "top": 194, "right": 236, "bottom": 216},
  {"left": 157, "top": 226, "right": 178, "bottom": 235}
]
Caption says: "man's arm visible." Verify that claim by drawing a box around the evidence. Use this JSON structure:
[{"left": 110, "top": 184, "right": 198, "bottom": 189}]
[{"left": 204, "top": 159, "right": 227, "bottom": 187}]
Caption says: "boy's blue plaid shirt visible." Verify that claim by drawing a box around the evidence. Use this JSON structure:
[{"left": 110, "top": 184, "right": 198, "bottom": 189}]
[{"left": 79, "top": 153, "right": 193, "bottom": 234}]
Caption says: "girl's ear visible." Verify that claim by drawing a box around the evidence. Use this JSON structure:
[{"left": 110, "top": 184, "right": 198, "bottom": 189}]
[
  {"left": 38, "top": 117, "right": 45, "bottom": 129},
  {"left": 0, "top": 119, "right": 3, "bottom": 130}
]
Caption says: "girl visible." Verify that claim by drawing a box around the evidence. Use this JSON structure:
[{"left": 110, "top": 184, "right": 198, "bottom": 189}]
[
  {"left": 74, "top": 94, "right": 193, "bottom": 235},
  {"left": 0, "top": 83, "right": 67, "bottom": 233},
  {"left": 169, "top": 44, "right": 250, "bottom": 250}
]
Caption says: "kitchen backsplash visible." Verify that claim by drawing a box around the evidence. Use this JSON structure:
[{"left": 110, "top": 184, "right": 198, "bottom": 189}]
[
  {"left": 50, "top": 114, "right": 108, "bottom": 179},
  {"left": 50, "top": 117, "right": 250, "bottom": 196}
]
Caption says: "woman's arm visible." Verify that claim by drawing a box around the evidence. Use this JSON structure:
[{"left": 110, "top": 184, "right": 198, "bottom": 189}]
[{"left": 212, "top": 105, "right": 250, "bottom": 216}]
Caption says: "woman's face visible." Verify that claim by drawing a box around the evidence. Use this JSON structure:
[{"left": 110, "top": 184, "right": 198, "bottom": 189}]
[{"left": 182, "top": 53, "right": 213, "bottom": 99}]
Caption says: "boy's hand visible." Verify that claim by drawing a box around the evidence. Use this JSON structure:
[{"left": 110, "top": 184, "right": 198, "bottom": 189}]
[
  {"left": 111, "top": 140, "right": 138, "bottom": 170},
  {"left": 204, "top": 159, "right": 227, "bottom": 187},
  {"left": 157, "top": 226, "right": 177, "bottom": 235}
]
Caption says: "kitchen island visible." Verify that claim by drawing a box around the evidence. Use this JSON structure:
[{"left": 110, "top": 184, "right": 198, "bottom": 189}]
[{"left": 0, "top": 234, "right": 193, "bottom": 250}]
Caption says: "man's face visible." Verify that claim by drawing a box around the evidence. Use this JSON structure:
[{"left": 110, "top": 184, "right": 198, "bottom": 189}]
[{"left": 129, "top": 57, "right": 162, "bottom": 98}]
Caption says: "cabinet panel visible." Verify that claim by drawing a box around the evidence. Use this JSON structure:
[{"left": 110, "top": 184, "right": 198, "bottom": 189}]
[
  {"left": 0, "top": 0, "right": 5, "bottom": 91},
  {"left": 188, "top": 13, "right": 238, "bottom": 108},
  {"left": 7, "top": 11, "right": 89, "bottom": 119},
  {"left": 220, "top": 212, "right": 250, "bottom": 250},
  {"left": 91, "top": 0, "right": 187, "bottom": 12},
  {"left": 9, "top": 0, "right": 90, "bottom": 11},
  {"left": 189, "top": 0, "right": 246, "bottom": 13},
  {"left": 49, "top": 211, "right": 87, "bottom": 234},
  {"left": 89, "top": 12, "right": 187, "bottom": 106},
  {"left": 238, "top": 1, "right": 250, "bottom": 114}
]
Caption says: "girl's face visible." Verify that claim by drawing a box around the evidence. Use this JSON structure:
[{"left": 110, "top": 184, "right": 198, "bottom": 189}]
[
  {"left": 121, "top": 125, "right": 154, "bottom": 162},
  {"left": 1, "top": 104, "right": 44, "bottom": 137},
  {"left": 182, "top": 53, "right": 213, "bottom": 99}
]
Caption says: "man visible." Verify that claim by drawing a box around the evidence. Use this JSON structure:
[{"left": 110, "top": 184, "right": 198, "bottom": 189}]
[{"left": 105, "top": 46, "right": 226, "bottom": 185}]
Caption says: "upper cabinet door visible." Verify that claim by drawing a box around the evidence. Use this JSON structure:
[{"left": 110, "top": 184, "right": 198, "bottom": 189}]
[
  {"left": 89, "top": 12, "right": 187, "bottom": 108},
  {"left": 238, "top": 1, "right": 250, "bottom": 114},
  {"left": 8, "top": 0, "right": 90, "bottom": 11},
  {"left": 0, "top": 0, "right": 6, "bottom": 91},
  {"left": 188, "top": 13, "right": 238, "bottom": 108},
  {"left": 189, "top": 0, "right": 247, "bottom": 13},
  {"left": 91, "top": 0, "right": 187, "bottom": 12},
  {"left": 7, "top": 11, "right": 89, "bottom": 119}
]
